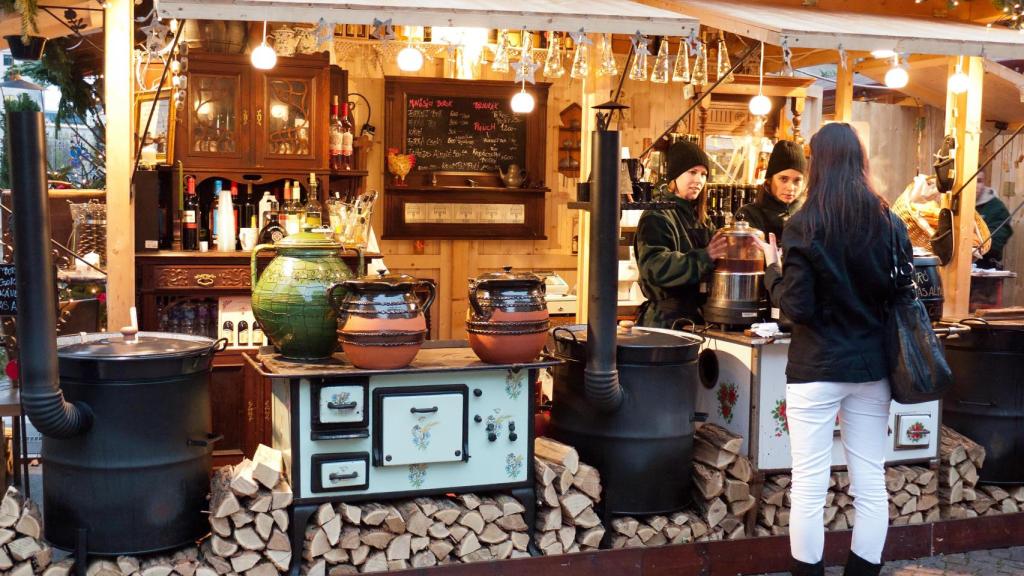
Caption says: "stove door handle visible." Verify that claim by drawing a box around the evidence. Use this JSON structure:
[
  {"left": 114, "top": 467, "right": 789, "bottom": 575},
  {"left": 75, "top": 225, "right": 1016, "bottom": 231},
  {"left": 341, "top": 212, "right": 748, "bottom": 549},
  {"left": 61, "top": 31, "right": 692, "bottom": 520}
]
[
  {"left": 329, "top": 471, "right": 359, "bottom": 482},
  {"left": 328, "top": 401, "right": 358, "bottom": 410},
  {"left": 410, "top": 406, "right": 439, "bottom": 414}
]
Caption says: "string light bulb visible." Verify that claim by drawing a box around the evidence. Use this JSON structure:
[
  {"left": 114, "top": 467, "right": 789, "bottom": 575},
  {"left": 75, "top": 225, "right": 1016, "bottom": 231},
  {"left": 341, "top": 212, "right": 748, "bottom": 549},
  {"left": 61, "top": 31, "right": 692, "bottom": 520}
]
[
  {"left": 511, "top": 89, "right": 534, "bottom": 113},
  {"left": 948, "top": 56, "right": 969, "bottom": 94},
  {"left": 397, "top": 45, "right": 424, "bottom": 72},
  {"left": 884, "top": 54, "right": 909, "bottom": 89},
  {"left": 748, "top": 42, "right": 772, "bottom": 116},
  {"left": 251, "top": 21, "right": 277, "bottom": 70}
]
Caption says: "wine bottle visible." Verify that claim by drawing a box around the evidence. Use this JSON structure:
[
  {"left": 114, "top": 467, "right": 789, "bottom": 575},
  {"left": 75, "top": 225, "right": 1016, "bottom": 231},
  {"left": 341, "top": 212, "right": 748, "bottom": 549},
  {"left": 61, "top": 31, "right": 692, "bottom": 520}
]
[
  {"left": 340, "top": 101, "right": 354, "bottom": 170},
  {"left": 305, "top": 172, "right": 322, "bottom": 229},
  {"left": 329, "top": 96, "right": 345, "bottom": 171},
  {"left": 237, "top": 319, "right": 249, "bottom": 346},
  {"left": 221, "top": 320, "right": 234, "bottom": 344},
  {"left": 230, "top": 181, "right": 241, "bottom": 249},
  {"left": 183, "top": 176, "right": 199, "bottom": 250},
  {"left": 259, "top": 211, "right": 287, "bottom": 244}
]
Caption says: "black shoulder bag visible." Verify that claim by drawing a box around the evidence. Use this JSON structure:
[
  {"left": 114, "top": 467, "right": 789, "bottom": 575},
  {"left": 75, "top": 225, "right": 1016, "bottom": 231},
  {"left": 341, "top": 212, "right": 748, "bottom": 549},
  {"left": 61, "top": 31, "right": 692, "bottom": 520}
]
[{"left": 885, "top": 213, "right": 953, "bottom": 404}]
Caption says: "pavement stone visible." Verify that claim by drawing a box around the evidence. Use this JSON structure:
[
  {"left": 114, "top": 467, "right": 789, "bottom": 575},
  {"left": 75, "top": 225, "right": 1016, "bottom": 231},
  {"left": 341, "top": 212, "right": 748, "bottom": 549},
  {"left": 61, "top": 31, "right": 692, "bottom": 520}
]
[{"left": 758, "top": 545, "right": 1024, "bottom": 576}]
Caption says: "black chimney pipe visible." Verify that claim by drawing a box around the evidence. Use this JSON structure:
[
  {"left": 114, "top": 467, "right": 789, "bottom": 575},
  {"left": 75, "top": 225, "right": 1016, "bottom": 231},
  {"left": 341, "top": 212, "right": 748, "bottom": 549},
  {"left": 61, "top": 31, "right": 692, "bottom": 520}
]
[
  {"left": 9, "top": 110, "right": 92, "bottom": 438},
  {"left": 583, "top": 127, "right": 624, "bottom": 413}
]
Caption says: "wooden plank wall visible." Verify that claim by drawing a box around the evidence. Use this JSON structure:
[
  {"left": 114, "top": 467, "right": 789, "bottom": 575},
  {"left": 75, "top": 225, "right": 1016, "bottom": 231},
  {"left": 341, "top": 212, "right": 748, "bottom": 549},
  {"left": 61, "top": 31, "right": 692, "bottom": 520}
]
[{"left": 340, "top": 48, "right": 698, "bottom": 338}]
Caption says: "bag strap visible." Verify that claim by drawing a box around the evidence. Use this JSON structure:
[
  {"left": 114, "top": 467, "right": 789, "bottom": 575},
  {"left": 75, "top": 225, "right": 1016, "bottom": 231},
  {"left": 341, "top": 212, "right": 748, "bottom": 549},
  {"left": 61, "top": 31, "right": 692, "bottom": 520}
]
[{"left": 889, "top": 211, "right": 914, "bottom": 292}]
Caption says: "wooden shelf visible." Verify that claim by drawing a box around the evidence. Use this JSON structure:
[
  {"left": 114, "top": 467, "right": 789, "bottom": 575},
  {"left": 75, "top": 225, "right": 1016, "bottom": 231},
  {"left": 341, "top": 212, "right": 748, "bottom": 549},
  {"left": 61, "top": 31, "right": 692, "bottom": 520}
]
[
  {"left": 569, "top": 200, "right": 674, "bottom": 211},
  {"left": 139, "top": 249, "right": 381, "bottom": 259},
  {"left": 385, "top": 185, "right": 548, "bottom": 194},
  {"left": 328, "top": 170, "right": 369, "bottom": 178}
]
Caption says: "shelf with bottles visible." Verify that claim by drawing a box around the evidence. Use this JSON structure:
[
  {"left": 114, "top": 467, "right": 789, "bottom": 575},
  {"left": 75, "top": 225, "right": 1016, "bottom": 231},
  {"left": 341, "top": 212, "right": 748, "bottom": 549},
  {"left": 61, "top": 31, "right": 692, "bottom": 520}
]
[{"left": 155, "top": 295, "right": 268, "bottom": 350}]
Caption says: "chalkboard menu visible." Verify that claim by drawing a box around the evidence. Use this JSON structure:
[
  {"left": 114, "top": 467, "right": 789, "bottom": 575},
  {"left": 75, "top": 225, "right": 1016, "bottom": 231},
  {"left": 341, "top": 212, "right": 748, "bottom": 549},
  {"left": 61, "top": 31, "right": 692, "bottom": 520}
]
[
  {"left": 0, "top": 264, "right": 16, "bottom": 316},
  {"left": 404, "top": 94, "right": 527, "bottom": 173}
]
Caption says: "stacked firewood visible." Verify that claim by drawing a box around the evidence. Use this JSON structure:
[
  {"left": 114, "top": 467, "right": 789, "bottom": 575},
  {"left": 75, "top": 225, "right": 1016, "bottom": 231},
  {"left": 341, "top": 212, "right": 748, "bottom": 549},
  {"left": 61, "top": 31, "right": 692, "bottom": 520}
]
[
  {"left": 203, "top": 445, "right": 294, "bottom": 576},
  {"left": 0, "top": 486, "right": 59, "bottom": 576},
  {"left": 533, "top": 437, "right": 605, "bottom": 555},
  {"left": 82, "top": 547, "right": 202, "bottom": 576},
  {"left": 302, "top": 493, "right": 531, "bottom": 573},
  {"left": 938, "top": 426, "right": 987, "bottom": 520},
  {"left": 885, "top": 466, "right": 940, "bottom": 525},
  {"left": 969, "top": 485, "right": 1024, "bottom": 517},
  {"left": 608, "top": 511, "right": 707, "bottom": 548},
  {"left": 756, "top": 473, "right": 792, "bottom": 536},
  {"left": 688, "top": 424, "right": 754, "bottom": 541}
]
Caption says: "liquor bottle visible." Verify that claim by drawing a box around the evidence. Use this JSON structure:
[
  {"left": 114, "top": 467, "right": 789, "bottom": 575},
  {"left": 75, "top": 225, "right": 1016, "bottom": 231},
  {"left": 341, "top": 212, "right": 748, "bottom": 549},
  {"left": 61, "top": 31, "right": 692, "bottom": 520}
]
[
  {"left": 221, "top": 320, "right": 234, "bottom": 344},
  {"left": 340, "top": 100, "right": 354, "bottom": 170},
  {"left": 258, "top": 210, "right": 287, "bottom": 244},
  {"left": 230, "top": 181, "right": 241, "bottom": 249},
  {"left": 237, "top": 319, "right": 249, "bottom": 346},
  {"left": 252, "top": 321, "right": 265, "bottom": 346},
  {"left": 281, "top": 181, "right": 295, "bottom": 235},
  {"left": 183, "top": 176, "right": 199, "bottom": 250},
  {"left": 305, "top": 172, "right": 322, "bottom": 229},
  {"left": 209, "top": 180, "right": 222, "bottom": 246},
  {"left": 258, "top": 190, "right": 278, "bottom": 230},
  {"left": 329, "top": 96, "right": 345, "bottom": 172},
  {"left": 291, "top": 180, "right": 306, "bottom": 232}
]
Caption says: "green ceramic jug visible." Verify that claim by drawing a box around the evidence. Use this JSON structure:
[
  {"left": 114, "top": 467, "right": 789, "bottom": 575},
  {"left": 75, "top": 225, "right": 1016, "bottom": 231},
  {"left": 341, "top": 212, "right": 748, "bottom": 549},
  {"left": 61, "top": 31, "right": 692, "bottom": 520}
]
[{"left": 251, "top": 231, "right": 364, "bottom": 360}]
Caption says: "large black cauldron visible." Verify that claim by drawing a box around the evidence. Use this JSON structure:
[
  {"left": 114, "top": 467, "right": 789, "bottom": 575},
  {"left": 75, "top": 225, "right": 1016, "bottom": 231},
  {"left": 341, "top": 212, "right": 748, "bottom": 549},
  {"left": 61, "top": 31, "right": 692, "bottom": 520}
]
[
  {"left": 942, "top": 319, "right": 1024, "bottom": 484},
  {"left": 550, "top": 324, "right": 704, "bottom": 514},
  {"left": 47, "top": 332, "right": 225, "bottom": 554}
]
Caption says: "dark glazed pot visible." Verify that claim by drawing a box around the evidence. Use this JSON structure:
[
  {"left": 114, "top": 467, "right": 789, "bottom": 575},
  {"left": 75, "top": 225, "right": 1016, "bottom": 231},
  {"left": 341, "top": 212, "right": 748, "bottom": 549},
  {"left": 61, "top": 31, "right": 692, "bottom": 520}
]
[
  {"left": 329, "top": 270, "right": 435, "bottom": 369},
  {"left": 466, "top": 266, "right": 548, "bottom": 364}
]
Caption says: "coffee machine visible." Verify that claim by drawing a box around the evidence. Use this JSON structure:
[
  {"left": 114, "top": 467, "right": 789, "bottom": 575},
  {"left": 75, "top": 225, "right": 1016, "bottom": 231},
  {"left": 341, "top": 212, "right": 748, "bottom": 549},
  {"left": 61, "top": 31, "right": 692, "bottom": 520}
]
[{"left": 704, "top": 220, "right": 767, "bottom": 328}]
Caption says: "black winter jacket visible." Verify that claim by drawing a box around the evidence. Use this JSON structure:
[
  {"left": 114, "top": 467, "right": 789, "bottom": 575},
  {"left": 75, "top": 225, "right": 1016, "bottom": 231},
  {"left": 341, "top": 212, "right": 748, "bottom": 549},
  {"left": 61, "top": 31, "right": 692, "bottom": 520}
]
[
  {"left": 735, "top": 192, "right": 797, "bottom": 241},
  {"left": 764, "top": 210, "right": 913, "bottom": 384}
]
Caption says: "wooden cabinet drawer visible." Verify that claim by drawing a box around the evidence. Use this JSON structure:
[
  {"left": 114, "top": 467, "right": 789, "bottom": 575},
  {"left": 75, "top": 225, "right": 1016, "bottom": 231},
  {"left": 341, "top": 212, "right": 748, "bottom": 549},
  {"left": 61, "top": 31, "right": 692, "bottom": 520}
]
[{"left": 153, "top": 265, "right": 251, "bottom": 290}]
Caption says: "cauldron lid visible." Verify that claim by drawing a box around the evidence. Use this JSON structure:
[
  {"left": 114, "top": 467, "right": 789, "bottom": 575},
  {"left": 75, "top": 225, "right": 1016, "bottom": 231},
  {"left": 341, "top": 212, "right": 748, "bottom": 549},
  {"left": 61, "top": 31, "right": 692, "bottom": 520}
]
[
  {"left": 553, "top": 323, "right": 703, "bottom": 364},
  {"left": 58, "top": 331, "right": 219, "bottom": 360}
]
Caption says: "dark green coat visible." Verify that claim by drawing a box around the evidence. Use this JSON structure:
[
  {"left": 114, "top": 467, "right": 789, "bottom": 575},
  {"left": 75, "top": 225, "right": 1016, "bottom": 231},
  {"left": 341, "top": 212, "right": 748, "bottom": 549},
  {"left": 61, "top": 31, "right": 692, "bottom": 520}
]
[
  {"left": 633, "top": 192, "right": 717, "bottom": 328},
  {"left": 734, "top": 192, "right": 797, "bottom": 241},
  {"left": 977, "top": 197, "right": 1013, "bottom": 260}
]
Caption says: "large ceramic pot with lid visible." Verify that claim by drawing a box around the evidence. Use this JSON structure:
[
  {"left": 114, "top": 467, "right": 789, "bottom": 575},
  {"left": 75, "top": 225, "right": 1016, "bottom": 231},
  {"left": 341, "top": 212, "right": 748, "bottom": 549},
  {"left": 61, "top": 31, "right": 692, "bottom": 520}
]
[
  {"left": 328, "top": 270, "right": 436, "bottom": 369},
  {"left": 466, "top": 266, "right": 549, "bottom": 364},
  {"left": 251, "top": 231, "right": 364, "bottom": 360},
  {"left": 705, "top": 220, "right": 767, "bottom": 326}
]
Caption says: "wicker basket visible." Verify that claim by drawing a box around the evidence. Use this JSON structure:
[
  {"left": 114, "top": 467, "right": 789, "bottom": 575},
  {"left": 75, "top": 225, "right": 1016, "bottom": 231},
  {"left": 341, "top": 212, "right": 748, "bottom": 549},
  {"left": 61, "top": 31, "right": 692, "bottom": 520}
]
[{"left": 891, "top": 190, "right": 991, "bottom": 253}]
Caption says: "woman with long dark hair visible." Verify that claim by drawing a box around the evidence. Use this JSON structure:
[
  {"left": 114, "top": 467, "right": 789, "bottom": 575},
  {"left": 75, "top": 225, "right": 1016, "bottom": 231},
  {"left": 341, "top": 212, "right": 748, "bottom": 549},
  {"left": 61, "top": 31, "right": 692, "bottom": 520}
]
[{"left": 757, "top": 123, "right": 912, "bottom": 576}]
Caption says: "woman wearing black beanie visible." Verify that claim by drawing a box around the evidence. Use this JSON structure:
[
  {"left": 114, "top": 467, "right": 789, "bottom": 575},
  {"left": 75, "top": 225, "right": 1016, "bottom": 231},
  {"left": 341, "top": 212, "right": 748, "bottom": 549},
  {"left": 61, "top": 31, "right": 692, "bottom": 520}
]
[
  {"left": 633, "top": 140, "right": 727, "bottom": 327},
  {"left": 736, "top": 140, "right": 807, "bottom": 240}
]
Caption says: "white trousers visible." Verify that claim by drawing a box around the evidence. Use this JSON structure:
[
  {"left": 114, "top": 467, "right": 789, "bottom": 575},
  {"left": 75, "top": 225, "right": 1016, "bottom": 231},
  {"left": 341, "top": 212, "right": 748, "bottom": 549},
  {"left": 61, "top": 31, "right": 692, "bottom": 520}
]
[{"left": 786, "top": 379, "right": 891, "bottom": 565}]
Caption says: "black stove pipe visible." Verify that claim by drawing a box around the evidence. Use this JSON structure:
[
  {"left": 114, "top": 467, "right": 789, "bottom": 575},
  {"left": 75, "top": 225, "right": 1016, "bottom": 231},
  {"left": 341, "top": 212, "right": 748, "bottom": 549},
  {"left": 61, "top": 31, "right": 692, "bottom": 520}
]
[
  {"left": 9, "top": 111, "right": 92, "bottom": 438},
  {"left": 584, "top": 128, "right": 624, "bottom": 413}
]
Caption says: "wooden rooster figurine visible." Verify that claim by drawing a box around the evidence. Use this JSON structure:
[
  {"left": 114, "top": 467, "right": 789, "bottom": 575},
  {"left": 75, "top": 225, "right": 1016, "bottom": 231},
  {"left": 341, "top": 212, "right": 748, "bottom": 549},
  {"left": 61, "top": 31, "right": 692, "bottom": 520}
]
[{"left": 387, "top": 148, "right": 415, "bottom": 186}]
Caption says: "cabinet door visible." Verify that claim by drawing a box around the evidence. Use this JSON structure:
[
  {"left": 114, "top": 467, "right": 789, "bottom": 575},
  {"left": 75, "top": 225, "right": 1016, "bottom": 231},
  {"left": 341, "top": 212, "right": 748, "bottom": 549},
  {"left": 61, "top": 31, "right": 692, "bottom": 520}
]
[
  {"left": 254, "top": 65, "right": 328, "bottom": 170},
  {"left": 181, "top": 63, "right": 249, "bottom": 169}
]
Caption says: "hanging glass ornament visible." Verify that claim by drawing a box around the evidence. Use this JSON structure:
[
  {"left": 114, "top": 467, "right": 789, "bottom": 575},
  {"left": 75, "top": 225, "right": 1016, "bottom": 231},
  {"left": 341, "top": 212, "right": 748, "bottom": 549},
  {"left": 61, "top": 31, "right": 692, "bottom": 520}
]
[
  {"left": 716, "top": 33, "right": 734, "bottom": 84},
  {"left": 492, "top": 29, "right": 510, "bottom": 72},
  {"left": 671, "top": 38, "right": 690, "bottom": 82},
  {"left": 690, "top": 41, "right": 708, "bottom": 87},
  {"left": 628, "top": 32, "right": 649, "bottom": 81},
  {"left": 543, "top": 32, "right": 565, "bottom": 78},
  {"left": 570, "top": 32, "right": 590, "bottom": 79},
  {"left": 598, "top": 33, "right": 617, "bottom": 77},
  {"left": 650, "top": 37, "right": 670, "bottom": 83}
]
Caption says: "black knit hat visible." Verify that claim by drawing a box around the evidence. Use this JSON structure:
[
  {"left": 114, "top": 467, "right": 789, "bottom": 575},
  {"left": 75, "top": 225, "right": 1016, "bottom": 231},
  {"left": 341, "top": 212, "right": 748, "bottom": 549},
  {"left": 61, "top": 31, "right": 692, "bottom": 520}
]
[
  {"left": 665, "top": 140, "right": 710, "bottom": 183},
  {"left": 765, "top": 140, "right": 807, "bottom": 180}
]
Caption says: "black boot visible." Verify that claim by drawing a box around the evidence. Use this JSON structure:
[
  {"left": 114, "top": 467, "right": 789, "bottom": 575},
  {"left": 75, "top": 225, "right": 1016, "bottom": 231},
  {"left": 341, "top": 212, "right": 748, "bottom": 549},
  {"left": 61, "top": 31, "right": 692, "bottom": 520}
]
[
  {"left": 843, "top": 551, "right": 882, "bottom": 576},
  {"left": 790, "top": 558, "right": 824, "bottom": 576}
]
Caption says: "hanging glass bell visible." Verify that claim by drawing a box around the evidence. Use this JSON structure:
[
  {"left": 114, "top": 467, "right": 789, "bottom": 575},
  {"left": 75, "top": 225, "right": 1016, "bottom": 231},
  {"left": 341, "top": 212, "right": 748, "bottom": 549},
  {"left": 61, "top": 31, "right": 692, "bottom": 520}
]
[
  {"left": 650, "top": 37, "right": 670, "bottom": 83},
  {"left": 543, "top": 32, "right": 565, "bottom": 79},
  {"left": 628, "top": 40, "right": 648, "bottom": 81},
  {"left": 672, "top": 38, "right": 690, "bottom": 82},
  {"left": 690, "top": 41, "right": 708, "bottom": 87},
  {"left": 570, "top": 36, "right": 589, "bottom": 79},
  {"left": 492, "top": 29, "right": 510, "bottom": 72},
  {"left": 598, "top": 33, "right": 617, "bottom": 77},
  {"left": 716, "top": 33, "right": 734, "bottom": 84}
]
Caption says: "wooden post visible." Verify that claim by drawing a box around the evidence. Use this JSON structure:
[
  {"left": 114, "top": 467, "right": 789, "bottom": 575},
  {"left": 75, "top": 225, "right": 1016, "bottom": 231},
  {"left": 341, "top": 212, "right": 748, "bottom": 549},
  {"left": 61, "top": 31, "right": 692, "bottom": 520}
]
[
  {"left": 790, "top": 97, "right": 805, "bottom": 143},
  {"left": 105, "top": 0, "right": 135, "bottom": 330},
  {"left": 833, "top": 55, "right": 854, "bottom": 123},
  {"left": 940, "top": 56, "right": 983, "bottom": 319}
]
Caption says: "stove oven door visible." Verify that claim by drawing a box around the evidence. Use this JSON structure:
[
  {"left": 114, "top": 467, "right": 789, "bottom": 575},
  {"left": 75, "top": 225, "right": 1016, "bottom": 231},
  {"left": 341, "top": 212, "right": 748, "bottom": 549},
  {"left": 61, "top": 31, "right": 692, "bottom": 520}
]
[{"left": 373, "top": 385, "right": 469, "bottom": 467}]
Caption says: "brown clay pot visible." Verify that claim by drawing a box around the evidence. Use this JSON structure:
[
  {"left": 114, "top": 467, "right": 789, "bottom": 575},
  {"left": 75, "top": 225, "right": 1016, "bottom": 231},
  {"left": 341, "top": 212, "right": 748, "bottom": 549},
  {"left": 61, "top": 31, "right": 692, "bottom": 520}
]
[
  {"left": 329, "top": 270, "right": 436, "bottom": 369},
  {"left": 466, "top": 266, "right": 549, "bottom": 364}
]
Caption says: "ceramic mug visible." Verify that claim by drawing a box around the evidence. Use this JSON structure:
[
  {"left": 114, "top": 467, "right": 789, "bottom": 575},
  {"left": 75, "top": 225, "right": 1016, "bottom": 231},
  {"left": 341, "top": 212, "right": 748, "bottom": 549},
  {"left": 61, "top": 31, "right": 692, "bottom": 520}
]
[{"left": 239, "top": 228, "right": 258, "bottom": 251}]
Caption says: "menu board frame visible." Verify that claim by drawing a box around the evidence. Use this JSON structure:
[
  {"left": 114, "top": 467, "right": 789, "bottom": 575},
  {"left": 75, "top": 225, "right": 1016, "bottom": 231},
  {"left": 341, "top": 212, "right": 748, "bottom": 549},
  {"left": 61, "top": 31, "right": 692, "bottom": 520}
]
[{"left": 383, "top": 77, "right": 550, "bottom": 240}]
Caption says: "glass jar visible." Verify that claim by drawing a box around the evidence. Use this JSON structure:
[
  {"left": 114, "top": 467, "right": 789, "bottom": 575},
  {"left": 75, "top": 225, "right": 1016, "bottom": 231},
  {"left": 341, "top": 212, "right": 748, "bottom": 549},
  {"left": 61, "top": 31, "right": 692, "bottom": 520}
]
[{"left": 716, "top": 220, "right": 765, "bottom": 273}]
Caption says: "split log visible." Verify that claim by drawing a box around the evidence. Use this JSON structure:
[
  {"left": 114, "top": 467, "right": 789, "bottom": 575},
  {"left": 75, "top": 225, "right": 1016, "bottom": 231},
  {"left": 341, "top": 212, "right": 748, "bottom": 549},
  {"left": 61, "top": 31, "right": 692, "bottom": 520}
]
[
  {"left": 559, "top": 490, "right": 593, "bottom": 520},
  {"left": 496, "top": 514, "right": 528, "bottom": 532},
  {"left": 458, "top": 510, "right": 485, "bottom": 534},
  {"left": 727, "top": 456, "right": 753, "bottom": 483},
  {"left": 268, "top": 529, "right": 292, "bottom": 551},
  {"left": 266, "top": 550, "right": 292, "bottom": 573},
  {"left": 693, "top": 437, "right": 738, "bottom": 469},
  {"left": 230, "top": 459, "right": 260, "bottom": 497},
  {"left": 361, "top": 503, "right": 389, "bottom": 527},
  {"left": 570, "top": 507, "right": 602, "bottom": 529},
  {"left": 235, "top": 527, "right": 266, "bottom": 551},
  {"left": 397, "top": 501, "right": 430, "bottom": 537},
  {"left": 477, "top": 499, "right": 503, "bottom": 523},
  {"left": 211, "top": 535, "right": 239, "bottom": 557},
  {"left": 579, "top": 527, "right": 605, "bottom": 548},
  {"left": 538, "top": 482, "right": 559, "bottom": 508},
  {"left": 386, "top": 533, "right": 412, "bottom": 562},
  {"left": 495, "top": 495, "right": 526, "bottom": 516},
  {"left": 699, "top": 498, "right": 728, "bottom": 529},
  {"left": 696, "top": 423, "right": 744, "bottom": 453},
  {"left": 350, "top": 544, "right": 370, "bottom": 566},
  {"left": 411, "top": 551, "right": 437, "bottom": 568},
  {"left": 537, "top": 507, "right": 562, "bottom": 532},
  {"left": 457, "top": 493, "right": 482, "bottom": 510},
  {"left": 456, "top": 531, "right": 482, "bottom": 558},
  {"left": 729, "top": 495, "right": 756, "bottom": 517},
  {"left": 723, "top": 478, "right": 750, "bottom": 503},
  {"left": 252, "top": 445, "right": 284, "bottom": 490},
  {"left": 230, "top": 551, "right": 262, "bottom": 573},
  {"left": 572, "top": 463, "right": 603, "bottom": 502},
  {"left": 429, "top": 539, "right": 454, "bottom": 561},
  {"left": 611, "top": 516, "right": 639, "bottom": 538},
  {"left": 13, "top": 503, "right": 40, "bottom": 539},
  {"left": 337, "top": 503, "right": 361, "bottom": 525},
  {"left": 535, "top": 437, "right": 580, "bottom": 474},
  {"left": 360, "top": 530, "right": 395, "bottom": 550},
  {"left": 255, "top": 512, "right": 275, "bottom": 541},
  {"left": 270, "top": 480, "right": 293, "bottom": 511},
  {"left": 693, "top": 462, "right": 725, "bottom": 500},
  {"left": 210, "top": 468, "right": 241, "bottom": 519},
  {"left": 433, "top": 499, "right": 463, "bottom": 525},
  {"left": 272, "top": 509, "right": 290, "bottom": 531}
]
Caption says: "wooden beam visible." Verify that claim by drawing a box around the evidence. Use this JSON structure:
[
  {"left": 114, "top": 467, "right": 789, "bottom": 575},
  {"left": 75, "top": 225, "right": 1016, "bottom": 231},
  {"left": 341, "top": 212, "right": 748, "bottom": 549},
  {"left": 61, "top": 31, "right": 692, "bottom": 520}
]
[
  {"left": 105, "top": 0, "right": 134, "bottom": 330},
  {"left": 833, "top": 54, "right": 854, "bottom": 123},
  {"left": 940, "top": 56, "right": 983, "bottom": 320}
]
